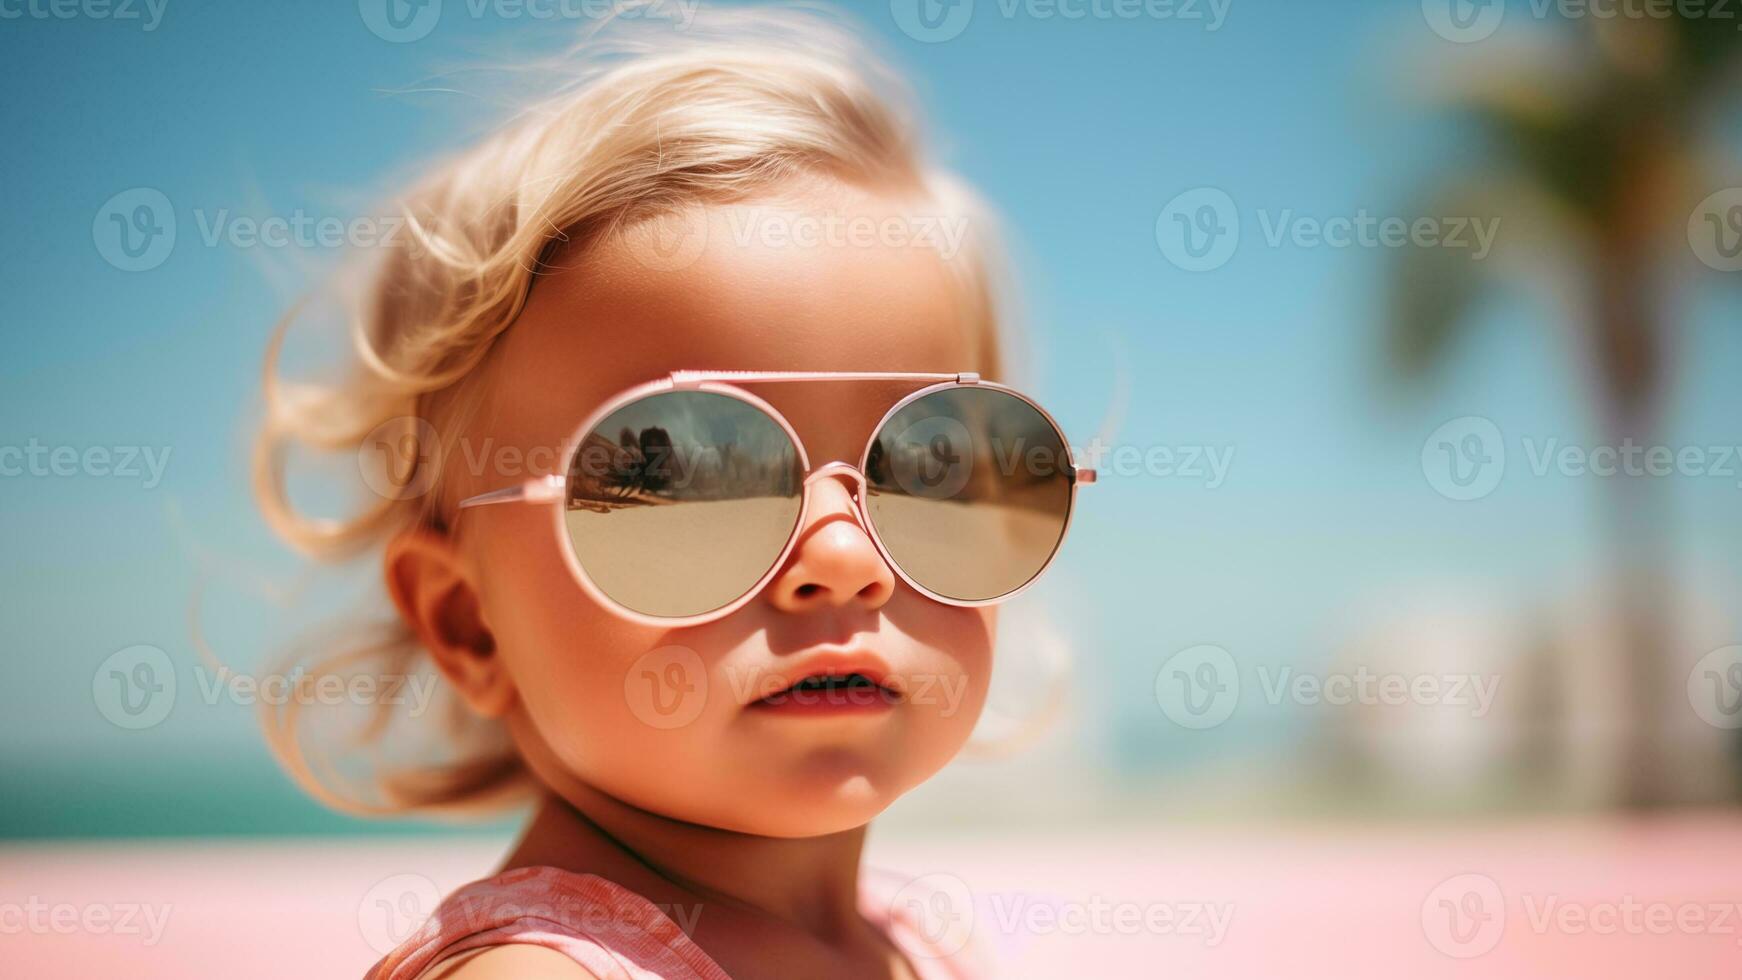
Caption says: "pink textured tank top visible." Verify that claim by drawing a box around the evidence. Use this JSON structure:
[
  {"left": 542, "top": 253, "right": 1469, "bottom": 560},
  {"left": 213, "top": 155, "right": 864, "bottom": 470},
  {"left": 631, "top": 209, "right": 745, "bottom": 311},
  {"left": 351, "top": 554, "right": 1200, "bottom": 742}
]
[{"left": 365, "top": 865, "right": 989, "bottom": 980}]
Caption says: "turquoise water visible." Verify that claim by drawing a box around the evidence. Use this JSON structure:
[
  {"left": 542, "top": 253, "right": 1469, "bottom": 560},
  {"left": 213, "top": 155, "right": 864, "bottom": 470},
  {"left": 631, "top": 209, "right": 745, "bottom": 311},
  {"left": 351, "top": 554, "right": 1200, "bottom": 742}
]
[{"left": 4, "top": 753, "right": 520, "bottom": 839}]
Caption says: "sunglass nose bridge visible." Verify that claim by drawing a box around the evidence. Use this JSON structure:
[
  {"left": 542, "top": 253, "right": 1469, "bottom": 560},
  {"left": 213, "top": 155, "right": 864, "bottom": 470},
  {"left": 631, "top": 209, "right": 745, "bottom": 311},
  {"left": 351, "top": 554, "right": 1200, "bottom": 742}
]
[
  {"left": 800, "top": 462, "right": 881, "bottom": 541},
  {"left": 804, "top": 461, "right": 868, "bottom": 496}
]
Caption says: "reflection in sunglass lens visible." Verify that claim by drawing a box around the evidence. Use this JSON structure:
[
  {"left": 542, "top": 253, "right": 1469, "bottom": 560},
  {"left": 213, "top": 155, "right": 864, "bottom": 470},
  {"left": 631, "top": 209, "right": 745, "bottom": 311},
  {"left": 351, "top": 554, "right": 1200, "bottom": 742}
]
[
  {"left": 564, "top": 391, "right": 803, "bottom": 619},
  {"left": 865, "top": 386, "right": 1075, "bottom": 602}
]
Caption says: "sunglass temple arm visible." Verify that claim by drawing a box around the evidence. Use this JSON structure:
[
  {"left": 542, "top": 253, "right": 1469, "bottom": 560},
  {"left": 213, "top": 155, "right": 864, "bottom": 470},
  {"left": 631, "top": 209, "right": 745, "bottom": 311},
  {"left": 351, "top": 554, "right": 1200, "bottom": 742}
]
[{"left": 456, "top": 474, "right": 563, "bottom": 509}]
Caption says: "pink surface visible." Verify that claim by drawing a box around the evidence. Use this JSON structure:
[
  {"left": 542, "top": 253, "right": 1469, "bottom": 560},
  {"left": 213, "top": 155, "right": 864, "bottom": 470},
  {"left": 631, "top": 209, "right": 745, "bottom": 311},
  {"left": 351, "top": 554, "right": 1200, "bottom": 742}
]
[{"left": 5, "top": 814, "right": 1740, "bottom": 978}]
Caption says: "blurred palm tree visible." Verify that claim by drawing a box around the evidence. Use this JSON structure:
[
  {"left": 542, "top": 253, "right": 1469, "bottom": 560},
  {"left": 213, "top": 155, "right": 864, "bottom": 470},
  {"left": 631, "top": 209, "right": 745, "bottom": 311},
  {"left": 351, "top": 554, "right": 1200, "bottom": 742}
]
[{"left": 1387, "top": 13, "right": 1742, "bottom": 808}]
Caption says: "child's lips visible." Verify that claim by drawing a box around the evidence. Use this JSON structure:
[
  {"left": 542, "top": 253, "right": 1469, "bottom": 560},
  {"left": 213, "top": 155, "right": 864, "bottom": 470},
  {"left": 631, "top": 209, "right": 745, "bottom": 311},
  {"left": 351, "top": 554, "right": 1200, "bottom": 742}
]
[
  {"left": 748, "top": 673, "right": 904, "bottom": 714},
  {"left": 744, "top": 652, "right": 905, "bottom": 714}
]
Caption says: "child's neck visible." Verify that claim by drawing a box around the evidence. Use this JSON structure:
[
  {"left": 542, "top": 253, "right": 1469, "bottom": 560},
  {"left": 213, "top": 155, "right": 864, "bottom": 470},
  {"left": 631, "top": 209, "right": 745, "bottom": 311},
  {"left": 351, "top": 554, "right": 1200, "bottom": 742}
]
[{"left": 502, "top": 787, "right": 872, "bottom": 942}]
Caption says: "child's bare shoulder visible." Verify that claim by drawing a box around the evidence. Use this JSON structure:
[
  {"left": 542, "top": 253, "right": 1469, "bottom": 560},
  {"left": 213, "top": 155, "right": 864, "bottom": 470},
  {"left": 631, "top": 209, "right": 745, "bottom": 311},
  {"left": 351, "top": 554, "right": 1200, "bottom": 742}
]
[{"left": 420, "top": 944, "right": 601, "bottom": 980}]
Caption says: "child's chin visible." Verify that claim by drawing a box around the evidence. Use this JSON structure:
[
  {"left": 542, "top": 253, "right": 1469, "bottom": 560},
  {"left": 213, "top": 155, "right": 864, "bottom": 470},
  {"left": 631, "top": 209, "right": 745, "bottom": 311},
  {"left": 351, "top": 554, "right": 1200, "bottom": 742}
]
[
  {"left": 728, "top": 808, "right": 886, "bottom": 839},
  {"left": 713, "top": 776, "right": 904, "bottom": 838}
]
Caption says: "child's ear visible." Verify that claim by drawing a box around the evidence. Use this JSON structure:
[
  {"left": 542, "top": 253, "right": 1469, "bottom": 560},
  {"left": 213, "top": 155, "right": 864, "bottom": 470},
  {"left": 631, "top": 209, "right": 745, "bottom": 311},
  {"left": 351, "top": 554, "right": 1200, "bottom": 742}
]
[{"left": 385, "top": 528, "right": 514, "bottom": 718}]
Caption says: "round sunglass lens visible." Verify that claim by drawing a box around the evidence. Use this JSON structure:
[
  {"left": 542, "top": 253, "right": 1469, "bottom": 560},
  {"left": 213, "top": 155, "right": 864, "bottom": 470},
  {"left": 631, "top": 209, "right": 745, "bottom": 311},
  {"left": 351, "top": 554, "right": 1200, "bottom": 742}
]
[
  {"left": 563, "top": 390, "right": 803, "bottom": 619},
  {"left": 864, "top": 386, "right": 1075, "bottom": 602}
]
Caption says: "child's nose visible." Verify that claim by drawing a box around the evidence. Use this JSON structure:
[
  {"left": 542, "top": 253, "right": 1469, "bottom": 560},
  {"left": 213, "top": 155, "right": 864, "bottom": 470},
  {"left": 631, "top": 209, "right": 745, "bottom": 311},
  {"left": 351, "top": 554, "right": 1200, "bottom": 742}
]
[{"left": 764, "top": 475, "right": 895, "bottom": 614}]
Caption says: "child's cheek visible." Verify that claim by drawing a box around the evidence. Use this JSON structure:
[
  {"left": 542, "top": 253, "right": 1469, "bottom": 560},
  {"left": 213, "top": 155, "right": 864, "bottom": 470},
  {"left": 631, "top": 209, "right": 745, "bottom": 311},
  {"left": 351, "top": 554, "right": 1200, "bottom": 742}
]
[
  {"left": 937, "top": 606, "right": 998, "bottom": 746},
  {"left": 471, "top": 507, "right": 661, "bottom": 729}
]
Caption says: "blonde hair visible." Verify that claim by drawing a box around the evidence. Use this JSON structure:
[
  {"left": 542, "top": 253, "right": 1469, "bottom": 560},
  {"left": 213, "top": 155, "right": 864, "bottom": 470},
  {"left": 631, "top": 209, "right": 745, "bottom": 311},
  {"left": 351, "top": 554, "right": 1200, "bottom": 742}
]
[{"left": 251, "top": 6, "right": 1010, "bottom": 816}]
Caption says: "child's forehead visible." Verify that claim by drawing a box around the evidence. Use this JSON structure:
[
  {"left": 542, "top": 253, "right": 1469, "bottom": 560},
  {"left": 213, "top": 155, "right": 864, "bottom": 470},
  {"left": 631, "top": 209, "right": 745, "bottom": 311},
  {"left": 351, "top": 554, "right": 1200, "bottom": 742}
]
[{"left": 479, "top": 193, "right": 984, "bottom": 460}]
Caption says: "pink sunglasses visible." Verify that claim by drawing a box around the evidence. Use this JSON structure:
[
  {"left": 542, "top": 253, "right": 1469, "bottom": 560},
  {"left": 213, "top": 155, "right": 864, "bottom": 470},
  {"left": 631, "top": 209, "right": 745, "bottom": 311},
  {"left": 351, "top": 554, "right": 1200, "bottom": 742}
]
[{"left": 457, "top": 371, "right": 1095, "bottom": 627}]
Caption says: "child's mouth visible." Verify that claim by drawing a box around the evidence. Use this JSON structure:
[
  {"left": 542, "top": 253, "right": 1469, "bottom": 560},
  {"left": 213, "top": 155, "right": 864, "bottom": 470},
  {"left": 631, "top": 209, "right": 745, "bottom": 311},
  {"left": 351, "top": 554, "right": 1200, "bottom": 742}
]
[{"left": 749, "top": 672, "right": 903, "bottom": 714}]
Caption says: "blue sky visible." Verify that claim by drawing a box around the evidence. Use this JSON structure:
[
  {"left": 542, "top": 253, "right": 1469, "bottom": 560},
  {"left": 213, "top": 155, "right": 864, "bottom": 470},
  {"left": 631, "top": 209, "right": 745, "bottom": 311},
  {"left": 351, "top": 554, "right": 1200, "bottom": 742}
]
[{"left": 3, "top": 0, "right": 1740, "bottom": 835}]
